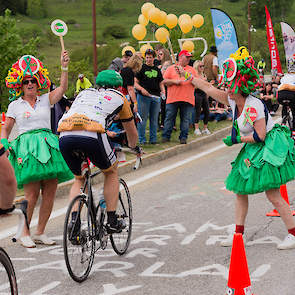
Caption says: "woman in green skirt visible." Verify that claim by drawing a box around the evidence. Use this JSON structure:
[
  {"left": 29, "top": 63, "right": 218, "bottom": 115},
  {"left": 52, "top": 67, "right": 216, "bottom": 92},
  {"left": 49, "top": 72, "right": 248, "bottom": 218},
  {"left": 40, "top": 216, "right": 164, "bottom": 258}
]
[
  {"left": 181, "top": 46, "right": 295, "bottom": 250},
  {"left": 1, "top": 51, "right": 73, "bottom": 248}
]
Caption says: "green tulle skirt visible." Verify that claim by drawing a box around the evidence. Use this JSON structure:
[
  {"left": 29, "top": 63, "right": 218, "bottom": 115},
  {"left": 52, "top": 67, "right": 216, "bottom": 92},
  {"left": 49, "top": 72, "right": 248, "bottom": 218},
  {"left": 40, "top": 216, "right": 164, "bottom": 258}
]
[
  {"left": 9, "top": 128, "right": 73, "bottom": 189},
  {"left": 225, "top": 124, "right": 295, "bottom": 195}
]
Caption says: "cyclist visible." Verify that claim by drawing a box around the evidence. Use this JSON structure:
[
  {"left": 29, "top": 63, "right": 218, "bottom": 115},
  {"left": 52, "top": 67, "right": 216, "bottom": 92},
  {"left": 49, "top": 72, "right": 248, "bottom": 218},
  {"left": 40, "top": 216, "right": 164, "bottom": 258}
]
[
  {"left": 277, "top": 72, "right": 295, "bottom": 136},
  {"left": 0, "top": 141, "right": 17, "bottom": 214},
  {"left": 75, "top": 74, "right": 92, "bottom": 97},
  {"left": 58, "top": 70, "right": 141, "bottom": 234}
]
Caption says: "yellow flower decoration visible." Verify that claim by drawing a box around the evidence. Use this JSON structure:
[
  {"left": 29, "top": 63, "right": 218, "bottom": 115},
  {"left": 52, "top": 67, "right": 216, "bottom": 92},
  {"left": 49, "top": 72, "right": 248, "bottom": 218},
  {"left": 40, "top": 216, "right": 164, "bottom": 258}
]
[{"left": 230, "top": 46, "right": 250, "bottom": 61}]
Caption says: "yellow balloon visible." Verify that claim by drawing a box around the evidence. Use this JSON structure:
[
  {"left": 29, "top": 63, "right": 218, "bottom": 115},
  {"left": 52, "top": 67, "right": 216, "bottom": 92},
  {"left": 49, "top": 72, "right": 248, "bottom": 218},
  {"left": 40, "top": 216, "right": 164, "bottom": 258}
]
[
  {"left": 148, "top": 7, "right": 161, "bottom": 23},
  {"left": 156, "top": 11, "right": 167, "bottom": 26},
  {"left": 122, "top": 46, "right": 136, "bottom": 56},
  {"left": 140, "top": 44, "right": 153, "bottom": 57},
  {"left": 165, "top": 14, "right": 178, "bottom": 29},
  {"left": 155, "top": 27, "right": 169, "bottom": 44},
  {"left": 182, "top": 40, "right": 194, "bottom": 52},
  {"left": 180, "top": 18, "right": 193, "bottom": 34},
  {"left": 141, "top": 2, "right": 155, "bottom": 19},
  {"left": 138, "top": 14, "right": 149, "bottom": 26},
  {"left": 192, "top": 14, "right": 204, "bottom": 28},
  {"left": 132, "top": 24, "right": 147, "bottom": 41},
  {"left": 178, "top": 14, "right": 191, "bottom": 25}
]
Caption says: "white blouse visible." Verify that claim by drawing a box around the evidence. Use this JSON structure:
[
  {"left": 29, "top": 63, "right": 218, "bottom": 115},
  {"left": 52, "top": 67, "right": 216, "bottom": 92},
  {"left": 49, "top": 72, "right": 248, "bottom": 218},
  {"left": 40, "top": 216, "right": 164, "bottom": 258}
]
[
  {"left": 6, "top": 93, "right": 51, "bottom": 135},
  {"left": 228, "top": 95, "right": 274, "bottom": 137}
]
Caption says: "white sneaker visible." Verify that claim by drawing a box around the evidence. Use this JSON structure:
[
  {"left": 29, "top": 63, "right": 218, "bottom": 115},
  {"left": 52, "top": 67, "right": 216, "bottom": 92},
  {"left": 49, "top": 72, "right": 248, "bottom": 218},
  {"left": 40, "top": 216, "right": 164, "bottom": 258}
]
[
  {"left": 33, "top": 234, "right": 56, "bottom": 245},
  {"left": 277, "top": 234, "right": 295, "bottom": 250},
  {"left": 202, "top": 128, "right": 211, "bottom": 135},
  {"left": 220, "top": 234, "right": 234, "bottom": 247},
  {"left": 194, "top": 129, "right": 202, "bottom": 136}
]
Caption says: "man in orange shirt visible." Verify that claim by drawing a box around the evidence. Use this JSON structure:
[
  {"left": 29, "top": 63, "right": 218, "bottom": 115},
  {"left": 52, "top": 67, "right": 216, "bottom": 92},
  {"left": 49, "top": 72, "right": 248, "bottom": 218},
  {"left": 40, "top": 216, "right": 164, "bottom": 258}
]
[{"left": 162, "top": 50, "right": 197, "bottom": 144}]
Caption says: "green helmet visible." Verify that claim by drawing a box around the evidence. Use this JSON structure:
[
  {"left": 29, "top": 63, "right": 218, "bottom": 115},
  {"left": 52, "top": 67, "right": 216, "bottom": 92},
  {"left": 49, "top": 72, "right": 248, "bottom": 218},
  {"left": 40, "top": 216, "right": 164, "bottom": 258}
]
[{"left": 96, "top": 70, "right": 123, "bottom": 88}]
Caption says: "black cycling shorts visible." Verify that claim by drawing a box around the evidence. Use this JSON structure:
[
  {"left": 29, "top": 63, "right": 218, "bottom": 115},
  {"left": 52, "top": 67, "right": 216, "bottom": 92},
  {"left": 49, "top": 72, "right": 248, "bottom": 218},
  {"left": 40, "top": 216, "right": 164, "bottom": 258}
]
[
  {"left": 59, "top": 134, "right": 117, "bottom": 176},
  {"left": 278, "top": 90, "right": 295, "bottom": 105}
]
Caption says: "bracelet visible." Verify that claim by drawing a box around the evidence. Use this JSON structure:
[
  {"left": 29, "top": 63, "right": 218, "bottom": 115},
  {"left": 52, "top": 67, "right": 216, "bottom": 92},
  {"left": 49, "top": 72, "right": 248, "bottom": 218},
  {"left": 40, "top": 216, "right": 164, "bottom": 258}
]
[
  {"left": 133, "top": 102, "right": 138, "bottom": 105},
  {"left": 61, "top": 66, "right": 68, "bottom": 72}
]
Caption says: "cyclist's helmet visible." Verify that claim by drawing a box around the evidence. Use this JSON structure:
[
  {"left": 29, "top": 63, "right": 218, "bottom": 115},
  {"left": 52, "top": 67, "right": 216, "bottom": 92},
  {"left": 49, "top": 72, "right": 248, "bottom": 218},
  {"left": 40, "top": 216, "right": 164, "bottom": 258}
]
[{"left": 96, "top": 70, "right": 123, "bottom": 88}]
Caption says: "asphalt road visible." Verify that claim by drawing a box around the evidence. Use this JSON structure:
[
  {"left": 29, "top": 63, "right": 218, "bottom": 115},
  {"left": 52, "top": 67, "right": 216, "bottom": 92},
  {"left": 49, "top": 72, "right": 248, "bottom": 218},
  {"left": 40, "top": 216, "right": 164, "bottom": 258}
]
[{"left": 1, "top": 140, "right": 295, "bottom": 295}]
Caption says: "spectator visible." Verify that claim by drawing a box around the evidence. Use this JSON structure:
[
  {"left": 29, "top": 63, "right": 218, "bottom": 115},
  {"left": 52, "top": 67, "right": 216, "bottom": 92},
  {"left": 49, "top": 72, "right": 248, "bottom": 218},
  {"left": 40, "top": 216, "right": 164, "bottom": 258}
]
[
  {"left": 75, "top": 74, "right": 92, "bottom": 96},
  {"left": 50, "top": 83, "right": 72, "bottom": 134},
  {"left": 108, "top": 50, "right": 133, "bottom": 72},
  {"left": 119, "top": 55, "right": 143, "bottom": 113},
  {"left": 203, "top": 45, "right": 219, "bottom": 84},
  {"left": 257, "top": 59, "right": 266, "bottom": 76},
  {"left": 157, "top": 48, "right": 172, "bottom": 130},
  {"left": 162, "top": 50, "right": 197, "bottom": 144},
  {"left": 154, "top": 43, "right": 164, "bottom": 67},
  {"left": 260, "top": 82, "right": 275, "bottom": 114},
  {"left": 271, "top": 74, "right": 282, "bottom": 98},
  {"left": 135, "top": 49, "right": 165, "bottom": 144},
  {"left": 192, "top": 60, "right": 210, "bottom": 135},
  {"left": 208, "top": 100, "right": 229, "bottom": 122}
]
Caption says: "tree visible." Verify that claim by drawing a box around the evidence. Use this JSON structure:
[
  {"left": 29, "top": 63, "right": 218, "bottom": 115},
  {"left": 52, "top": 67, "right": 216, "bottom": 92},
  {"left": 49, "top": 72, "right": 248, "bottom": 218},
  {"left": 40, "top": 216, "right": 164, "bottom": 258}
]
[
  {"left": 26, "top": 0, "right": 46, "bottom": 18},
  {"left": 250, "top": 0, "right": 291, "bottom": 29},
  {"left": 0, "top": 0, "right": 27, "bottom": 15},
  {"left": 0, "top": 9, "right": 39, "bottom": 111}
]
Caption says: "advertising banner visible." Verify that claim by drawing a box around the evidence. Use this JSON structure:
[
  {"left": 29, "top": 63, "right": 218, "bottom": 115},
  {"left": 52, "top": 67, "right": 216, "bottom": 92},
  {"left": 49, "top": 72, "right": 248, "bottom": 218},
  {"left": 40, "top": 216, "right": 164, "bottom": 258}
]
[
  {"left": 210, "top": 8, "right": 239, "bottom": 70},
  {"left": 281, "top": 22, "right": 295, "bottom": 73},
  {"left": 265, "top": 6, "right": 282, "bottom": 75}
]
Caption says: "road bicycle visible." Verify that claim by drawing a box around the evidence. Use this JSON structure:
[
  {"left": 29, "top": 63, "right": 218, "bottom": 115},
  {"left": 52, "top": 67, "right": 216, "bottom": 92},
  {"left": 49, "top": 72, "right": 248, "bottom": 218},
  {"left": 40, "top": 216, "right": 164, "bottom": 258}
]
[
  {"left": 281, "top": 99, "right": 293, "bottom": 131},
  {"left": 63, "top": 148, "right": 141, "bottom": 282},
  {"left": 0, "top": 200, "right": 28, "bottom": 295}
]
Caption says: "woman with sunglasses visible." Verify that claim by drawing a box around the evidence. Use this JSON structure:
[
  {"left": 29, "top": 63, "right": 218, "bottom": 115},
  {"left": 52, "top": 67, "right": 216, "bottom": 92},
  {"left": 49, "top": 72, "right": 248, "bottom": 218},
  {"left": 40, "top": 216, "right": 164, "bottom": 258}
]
[
  {"left": 192, "top": 60, "right": 211, "bottom": 135},
  {"left": 1, "top": 51, "right": 73, "bottom": 248}
]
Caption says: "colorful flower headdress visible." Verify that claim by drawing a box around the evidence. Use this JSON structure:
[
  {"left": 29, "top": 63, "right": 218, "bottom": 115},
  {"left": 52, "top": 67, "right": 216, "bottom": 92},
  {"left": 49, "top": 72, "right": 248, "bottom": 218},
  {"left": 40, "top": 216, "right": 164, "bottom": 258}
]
[
  {"left": 5, "top": 55, "right": 51, "bottom": 101},
  {"left": 219, "top": 46, "right": 260, "bottom": 95}
]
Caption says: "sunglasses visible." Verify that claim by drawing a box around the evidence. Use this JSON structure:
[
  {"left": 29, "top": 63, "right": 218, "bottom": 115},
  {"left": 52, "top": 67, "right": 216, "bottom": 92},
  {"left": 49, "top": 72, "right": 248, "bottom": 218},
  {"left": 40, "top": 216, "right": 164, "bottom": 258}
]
[
  {"left": 199, "top": 65, "right": 204, "bottom": 68},
  {"left": 23, "top": 79, "right": 37, "bottom": 85}
]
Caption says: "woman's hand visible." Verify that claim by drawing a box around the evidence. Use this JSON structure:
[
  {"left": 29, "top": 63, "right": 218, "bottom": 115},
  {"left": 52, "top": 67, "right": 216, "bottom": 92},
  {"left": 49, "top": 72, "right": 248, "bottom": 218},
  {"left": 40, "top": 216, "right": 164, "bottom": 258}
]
[{"left": 61, "top": 50, "right": 70, "bottom": 68}]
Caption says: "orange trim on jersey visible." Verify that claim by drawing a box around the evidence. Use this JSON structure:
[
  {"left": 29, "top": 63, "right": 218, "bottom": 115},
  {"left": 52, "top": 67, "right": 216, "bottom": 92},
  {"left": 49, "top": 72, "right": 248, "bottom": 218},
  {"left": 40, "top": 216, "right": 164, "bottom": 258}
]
[{"left": 58, "top": 113, "right": 105, "bottom": 133}]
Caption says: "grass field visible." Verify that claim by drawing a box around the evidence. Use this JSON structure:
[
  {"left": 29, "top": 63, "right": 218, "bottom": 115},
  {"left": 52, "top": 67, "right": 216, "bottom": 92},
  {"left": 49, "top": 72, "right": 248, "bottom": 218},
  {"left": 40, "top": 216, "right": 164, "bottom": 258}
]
[{"left": 14, "top": 0, "right": 295, "bottom": 75}]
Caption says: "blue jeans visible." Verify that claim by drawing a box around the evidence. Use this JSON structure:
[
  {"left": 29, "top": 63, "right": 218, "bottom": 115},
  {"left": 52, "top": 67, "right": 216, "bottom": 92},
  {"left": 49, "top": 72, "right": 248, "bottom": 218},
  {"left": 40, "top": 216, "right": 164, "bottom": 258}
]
[
  {"left": 137, "top": 94, "right": 161, "bottom": 144},
  {"left": 162, "top": 102, "right": 194, "bottom": 140}
]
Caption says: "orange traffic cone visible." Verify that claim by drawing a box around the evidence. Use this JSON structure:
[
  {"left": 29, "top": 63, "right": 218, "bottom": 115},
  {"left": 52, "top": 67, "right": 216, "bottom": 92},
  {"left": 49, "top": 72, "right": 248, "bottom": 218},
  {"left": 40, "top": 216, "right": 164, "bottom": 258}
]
[
  {"left": 226, "top": 233, "right": 255, "bottom": 295},
  {"left": 266, "top": 184, "right": 295, "bottom": 217}
]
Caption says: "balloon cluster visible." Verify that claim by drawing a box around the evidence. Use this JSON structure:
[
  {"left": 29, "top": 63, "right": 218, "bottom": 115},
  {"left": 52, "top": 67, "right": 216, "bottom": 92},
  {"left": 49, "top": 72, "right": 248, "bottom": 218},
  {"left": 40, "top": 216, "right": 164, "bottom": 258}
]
[{"left": 131, "top": 2, "right": 204, "bottom": 55}]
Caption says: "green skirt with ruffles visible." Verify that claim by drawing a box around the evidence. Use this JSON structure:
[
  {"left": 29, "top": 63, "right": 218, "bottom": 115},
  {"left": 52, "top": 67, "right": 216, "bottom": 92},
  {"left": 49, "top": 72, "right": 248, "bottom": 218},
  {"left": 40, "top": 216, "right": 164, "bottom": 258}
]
[
  {"left": 9, "top": 128, "right": 73, "bottom": 189},
  {"left": 225, "top": 124, "right": 295, "bottom": 195}
]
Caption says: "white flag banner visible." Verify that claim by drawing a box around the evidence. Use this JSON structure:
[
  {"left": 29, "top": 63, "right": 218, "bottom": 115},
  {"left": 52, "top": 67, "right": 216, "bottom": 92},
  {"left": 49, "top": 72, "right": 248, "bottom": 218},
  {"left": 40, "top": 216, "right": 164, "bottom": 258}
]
[{"left": 281, "top": 22, "right": 295, "bottom": 73}]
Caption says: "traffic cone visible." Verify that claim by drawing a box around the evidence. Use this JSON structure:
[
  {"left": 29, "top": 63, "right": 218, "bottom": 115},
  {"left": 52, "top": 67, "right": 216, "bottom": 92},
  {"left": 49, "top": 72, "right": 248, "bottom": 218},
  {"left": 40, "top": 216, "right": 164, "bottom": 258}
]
[
  {"left": 266, "top": 184, "right": 295, "bottom": 217},
  {"left": 226, "top": 233, "right": 255, "bottom": 295}
]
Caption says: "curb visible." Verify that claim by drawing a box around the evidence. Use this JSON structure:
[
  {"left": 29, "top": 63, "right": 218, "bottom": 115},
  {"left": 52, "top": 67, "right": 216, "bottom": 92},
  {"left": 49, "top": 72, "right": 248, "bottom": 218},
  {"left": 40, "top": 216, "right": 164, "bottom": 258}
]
[{"left": 55, "top": 125, "right": 232, "bottom": 199}]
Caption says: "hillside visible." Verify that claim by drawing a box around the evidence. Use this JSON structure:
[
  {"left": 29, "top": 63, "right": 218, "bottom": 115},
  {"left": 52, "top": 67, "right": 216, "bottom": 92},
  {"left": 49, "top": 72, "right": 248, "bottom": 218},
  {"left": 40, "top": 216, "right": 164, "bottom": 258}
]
[{"left": 10, "top": 0, "right": 295, "bottom": 93}]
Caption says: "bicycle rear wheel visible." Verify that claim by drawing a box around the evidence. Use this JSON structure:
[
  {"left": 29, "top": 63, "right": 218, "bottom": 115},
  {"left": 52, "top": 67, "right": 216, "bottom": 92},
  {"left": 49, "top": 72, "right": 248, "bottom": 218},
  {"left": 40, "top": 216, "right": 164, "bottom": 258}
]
[
  {"left": 63, "top": 195, "right": 95, "bottom": 282},
  {"left": 0, "top": 247, "right": 18, "bottom": 294},
  {"left": 110, "top": 178, "right": 133, "bottom": 255}
]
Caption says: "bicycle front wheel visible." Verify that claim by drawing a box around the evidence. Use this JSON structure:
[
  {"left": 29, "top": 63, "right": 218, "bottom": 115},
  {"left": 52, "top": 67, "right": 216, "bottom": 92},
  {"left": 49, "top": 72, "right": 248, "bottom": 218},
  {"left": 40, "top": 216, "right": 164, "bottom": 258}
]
[
  {"left": 0, "top": 247, "right": 18, "bottom": 295},
  {"left": 110, "top": 178, "right": 133, "bottom": 255},
  {"left": 63, "top": 195, "right": 95, "bottom": 282}
]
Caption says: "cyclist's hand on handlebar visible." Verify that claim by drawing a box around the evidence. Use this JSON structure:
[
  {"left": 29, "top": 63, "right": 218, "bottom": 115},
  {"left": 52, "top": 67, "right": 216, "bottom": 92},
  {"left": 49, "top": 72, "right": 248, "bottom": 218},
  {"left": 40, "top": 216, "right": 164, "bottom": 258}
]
[
  {"left": 106, "top": 130, "right": 117, "bottom": 138},
  {"left": 131, "top": 145, "right": 144, "bottom": 157}
]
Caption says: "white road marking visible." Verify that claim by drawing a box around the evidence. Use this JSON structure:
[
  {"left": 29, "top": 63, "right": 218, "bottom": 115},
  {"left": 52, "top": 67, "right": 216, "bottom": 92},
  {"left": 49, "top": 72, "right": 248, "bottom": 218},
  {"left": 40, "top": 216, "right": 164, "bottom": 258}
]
[{"left": 5, "top": 119, "right": 285, "bottom": 243}]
